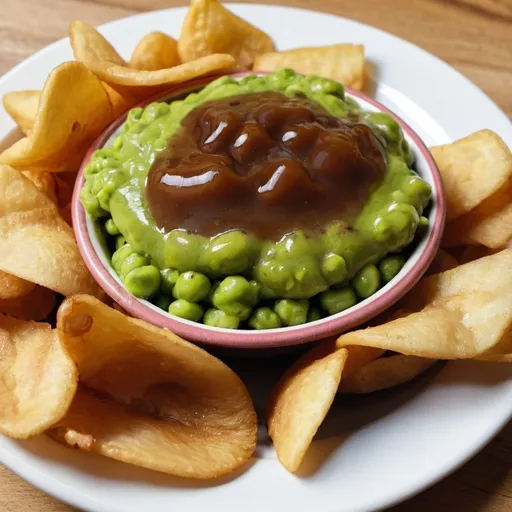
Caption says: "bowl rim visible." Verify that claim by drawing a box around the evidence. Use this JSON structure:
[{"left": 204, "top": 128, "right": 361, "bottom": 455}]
[{"left": 72, "top": 72, "right": 446, "bottom": 349}]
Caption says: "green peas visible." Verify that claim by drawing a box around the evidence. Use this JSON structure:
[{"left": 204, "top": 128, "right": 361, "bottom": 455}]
[
  {"left": 320, "top": 286, "right": 357, "bottom": 315},
  {"left": 174, "top": 271, "right": 211, "bottom": 303},
  {"left": 379, "top": 255, "right": 406, "bottom": 284},
  {"left": 203, "top": 308, "right": 240, "bottom": 329},
  {"left": 160, "top": 268, "right": 180, "bottom": 294},
  {"left": 112, "top": 244, "right": 135, "bottom": 274},
  {"left": 212, "top": 276, "right": 259, "bottom": 320},
  {"left": 105, "top": 218, "right": 120, "bottom": 236},
  {"left": 249, "top": 307, "right": 282, "bottom": 330},
  {"left": 154, "top": 295, "right": 172, "bottom": 311},
  {"left": 274, "top": 299, "right": 309, "bottom": 326},
  {"left": 115, "top": 236, "right": 126, "bottom": 251},
  {"left": 168, "top": 299, "right": 203, "bottom": 322},
  {"left": 416, "top": 216, "right": 429, "bottom": 237},
  {"left": 321, "top": 253, "right": 348, "bottom": 285},
  {"left": 352, "top": 264, "right": 381, "bottom": 300},
  {"left": 307, "top": 306, "right": 323, "bottom": 322},
  {"left": 120, "top": 253, "right": 149, "bottom": 279},
  {"left": 204, "top": 231, "right": 258, "bottom": 275},
  {"left": 124, "top": 265, "right": 161, "bottom": 298}
]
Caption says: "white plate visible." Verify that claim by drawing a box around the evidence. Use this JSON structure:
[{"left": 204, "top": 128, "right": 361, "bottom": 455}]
[{"left": 0, "top": 5, "right": 511, "bottom": 512}]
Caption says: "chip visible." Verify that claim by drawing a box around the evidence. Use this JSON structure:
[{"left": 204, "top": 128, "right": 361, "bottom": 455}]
[
  {"left": 0, "top": 316, "right": 77, "bottom": 438},
  {"left": 22, "top": 171, "right": 57, "bottom": 204},
  {"left": 443, "top": 178, "right": 512, "bottom": 249},
  {"left": 50, "top": 295, "right": 257, "bottom": 478},
  {"left": 456, "top": 245, "right": 497, "bottom": 265},
  {"left": 425, "top": 248, "right": 459, "bottom": 276},
  {"left": 339, "top": 354, "right": 438, "bottom": 393},
  {"left": 0, "top": 286, "right": 56, "bottom": 321},
  {"left": 2, "top": 91, "right": 40, "bottom": 135},
  {"left": 253, "top": 44, "right": 366, "bottom": 91},
  {"left": 430, "top": 130, "right": 512, "bottom": 221},
  {"left": 178, "top": 0, "right": 275, "bottom": 69},
  {"left": 130, "top": 32, "right": 181, "bottom": 71},
  {"left": 69, "top": 20, "right": 126, "bottom": 65},
  {"left": 0, "top": 62, "right": 113, "bottom": 172},
  {"left": 0, "top": 165, "right": 99, "bottom": 297},
  {"left": 0, "top": 271, "right": 35, "bottom": 300}
]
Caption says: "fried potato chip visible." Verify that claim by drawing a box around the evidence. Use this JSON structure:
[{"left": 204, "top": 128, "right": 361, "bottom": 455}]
[
  {"left": 178, "top": 0, "right": 274, "bottom": 69},
  {"left": 425, "top": 248, "right": 459, "bottom": 276},
  {"left": 83, "top": 53, "right": 235, "bottom": 87},
  {"left": 267, "top": 342, "right": 348, "bottom": 473},
  {"left": 0, "top": 271, "right": 35, "bottom": 300},
  {"left": 455, "top": 245, "right": 498, "bottom": 265},
  {"left": 0, "top": 286, "right": 56, "bottom": 321},
  {"left": 130, "top": 32, "right": 180, "bottom": 71},
  {"left": 443, "top": 178, "right": 512, "bottom": 249},
  {"left": 339, "top": 354, "right": 438, "bottom": 394},
  {"left": 69, "top": 20, "right": 125, "bottom": 65},
  {"left": 2, "top": 91, "right": 40, "bottom": 135},
  {"left": 0, "top": 165, "right": 99, "bottom": 296},
  {"left": 22, "top": 171, "right": 57, "bottom": 204},
  {"left": 0, "top": 62, "right": 113, "bottom": 172},
  {"left": 51, "top": 295, "right": 257, "bottom": 478},
  {"left": 0, "top": 317, "right": 77, "bottom": 438},
  {"left": 253, "top": 44, "right": 365, "bottom": 91},
  {"left": 430, "top": 130, "right": 512, "bottom": 221}
]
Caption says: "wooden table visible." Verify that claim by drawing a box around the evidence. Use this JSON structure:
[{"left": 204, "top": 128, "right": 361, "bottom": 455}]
[{"left": 0, "top": 0, "right": 511, "bottom": 510}]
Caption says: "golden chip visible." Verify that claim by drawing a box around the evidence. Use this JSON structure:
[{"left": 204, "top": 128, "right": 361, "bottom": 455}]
[
  {"left": 443, "top": 178, "right": 512, "bottom": 249},
  {"left": 130, "top": 32, "right": 181, "bottom": 71},
  {"left": 253, "top": 44, "right": 365, "bottom": 91},
  {"left": 0, "top": 165, "right": 99, "bottom": 297},
  {"left": 178, "top": 0, "right": 274, "bottom": 69},
  {"left": 50, "top": 295, "right": 257, "bottom": 478},
  {"left": 22, "top": 171, "right": 57, "bottom": 204},
  {"left": 0, "top": 286, "right": 56, "bottom": 321},
  {"left": 69, "top": 20, "right": 125, "bottom": 65},
  {"left": 425, "top": 248, "right": 459, "bottom": 276},
  {"left": 2, "top": 90, "right": 40, "bottom": 135},
  {"left": 0, "top": 317, "right": 77, "bottom": 438},
  {"left": 430, "top": 130, "right": 512, "bottom": 221},
  {"left": 339, "top": 354, "right": 438, "bottom": 393},
  {"left": 0, "top": 62, "right": 113, "bottom": 172},
  {"left": 0, "top": 271, "right": 35, "bottom": 300}
]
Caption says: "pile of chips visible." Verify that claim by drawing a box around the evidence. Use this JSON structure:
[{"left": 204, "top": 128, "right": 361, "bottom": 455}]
[{"left": 0, "top": 0, "right": 510, "bottom": 479}]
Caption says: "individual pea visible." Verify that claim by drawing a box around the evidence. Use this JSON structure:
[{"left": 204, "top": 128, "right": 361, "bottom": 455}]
[
  {"left": 249, "top": 307, "right": 282, "bottom": 330},
  {"left": 379, "top": 255, "right": 406, "bottom": 284},
  {"left": 203, "top": 308, "right": 240, "bottom": 329},
  {"left": 212, "top": 276, "right": 259, "bottom": 320},
  {"left": 174, "top": 271, "right": 211, "bottom": 303},
  {"left": 154, "top": 295, "right": 172, "bottom": 312},
  {"left": 274, "top": 299, "right": 309, "bottom": 326},
  {"left": 124, "top": 265, "right": 161, "bottom": 298},
  {"left": 416, "top": 216, "right": 429, "bottom": 237},
  {"left": 352, "top": 264, "right": 381, "bottom": 300},
  {"left": 320, "top": 287, "right": 358, "bottom": 315},
  {"left": 208, "top": 280, "right": 221, "bottom": 303},
  {"left": 120, "top": 253, "right": 149, "bottom": 279},
  {"left": 168, "top": 299, "right": 203, "bottom": 322},
  {"left": 115, "top": 236, "right": 126, "bottom": 251},
  {"left": 112, "top": 244, "right": 135, "bottom": 274},
  {"left": 105, "top": 218, "right": 120, "bottom": 236},
  {"left": 321, "top": 253, "right": 348, "bottom": 285},
  {"left": 160, "top": 268, "right": 180, "bottom": 294},
  {"left": 307, "top": 306, "right": 323, "bottom": 322}
]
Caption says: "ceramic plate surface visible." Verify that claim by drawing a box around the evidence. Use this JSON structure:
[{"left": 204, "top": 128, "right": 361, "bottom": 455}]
[{"left": 0, "top": 5, "right": 511, "bottom": 512}]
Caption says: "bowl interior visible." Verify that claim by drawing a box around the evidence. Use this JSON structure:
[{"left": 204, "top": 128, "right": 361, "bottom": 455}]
[{"left": 74, "top": 76, "right": 445, "bottom": 349}]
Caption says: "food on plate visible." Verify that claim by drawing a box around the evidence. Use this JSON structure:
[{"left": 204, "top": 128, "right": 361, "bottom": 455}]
[
  {"left": 0, "top": 271, "right": 35, "bottom": 300},
  {"left": 268, "top": 249, "right": 512, "bottom": 472},
  {"left": 253, "top": 44, "right": 366, "bottom": 91},
  {"left": 0, "top": 316, "right": 77, "bottom": 438},
  {"left": 0, "top": 62, "right": 113, "bottom": 172},
  {"left": 49, "top": 295, "right": 257, "bottom": 478},
  {"left": 178, "top": 0, "right": 275, "bottom": 68},
  {"left": 431, "top": 129, "right": 512, "bottom": 221},
  {"left": 0, "top": 165, "right": 99, "bottom": 296},
  {"left": 21, "top": 170, "right": 57, "bottom": 203},
  {"left": 0, "top": 286, "right": 56, "bottom": 321},
  {"left": 425, "top": 248, "right": 459, "bottom": 275},
  {"left": 81, "top": 69, "right": 431, "bottom": 328},
  {"left": 2, "top": 90, "right": 40, "bottom": 135},
  {"left": 129, "top": 32, "right": 181, "bottom": 71},
  {"left": 338, "top": 354, "right": 438, "bottom": 394}
]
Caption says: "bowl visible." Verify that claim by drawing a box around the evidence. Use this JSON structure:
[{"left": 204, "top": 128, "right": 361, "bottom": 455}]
[{"left": 72, "top": 73, "right": 446, "bottom": 350}]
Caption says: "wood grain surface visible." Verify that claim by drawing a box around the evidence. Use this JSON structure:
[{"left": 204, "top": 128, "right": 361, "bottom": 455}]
[{"left": 0, "top": 0, "right": 511, "bottom": 511}]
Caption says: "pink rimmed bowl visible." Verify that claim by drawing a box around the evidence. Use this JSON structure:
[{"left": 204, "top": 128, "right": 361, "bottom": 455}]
[{"left": 72, "top": 72, "right": 446, "bottom": 350}]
